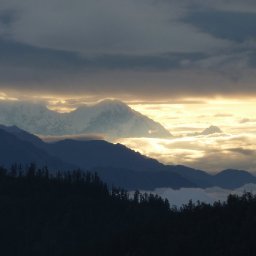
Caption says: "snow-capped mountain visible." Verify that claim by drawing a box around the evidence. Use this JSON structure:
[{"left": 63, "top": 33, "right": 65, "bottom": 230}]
[
  {"left": 0, "top": 100, "right": 171, "bottom": 138},
  {"left": 0, "top": 101, "right": 66, "bottom": 135}
]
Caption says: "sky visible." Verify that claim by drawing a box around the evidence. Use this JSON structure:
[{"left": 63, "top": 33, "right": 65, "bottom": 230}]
[
  {"left": 0, "top": 0, "right": 256, "bottom": 100},
  {"left": 118, "top": 100, "right": 256, "bottom": 173},
  {"left": 0, "top": 0, "right": 256, "bottom": 172}
]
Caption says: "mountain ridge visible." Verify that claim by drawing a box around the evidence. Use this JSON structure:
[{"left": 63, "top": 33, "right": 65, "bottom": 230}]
[
  {"left": 0, "top": 128, "right": 74, "bottom": 170},
  {"left": 0, "top": 125, "right": 255, "bottom": 190}
]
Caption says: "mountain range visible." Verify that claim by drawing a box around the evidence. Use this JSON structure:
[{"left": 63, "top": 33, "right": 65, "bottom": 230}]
[
  {"left": 0, "top": 124, "right": 255, "bottom": 190},
  {"left": 0, "top": 100, "right": 171, "bottom": 138}
]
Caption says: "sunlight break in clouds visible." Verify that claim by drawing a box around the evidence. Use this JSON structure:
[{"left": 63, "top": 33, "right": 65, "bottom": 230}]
[
  {"left": 1, "top": 91, "right": 256, "bottom": 173},
  {"left": 117, "top": 98, "right": 256, "bottom": 173},
  {"left": 0, "top": 92, "right": 18, "bottom": 101}
]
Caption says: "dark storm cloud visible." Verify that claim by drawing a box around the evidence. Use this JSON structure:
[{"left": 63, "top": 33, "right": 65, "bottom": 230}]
[
  {"left": 0, "top": 39, "right": 85, "bottom": 69},
  {"left": 0, "top": 38, "right": 207, "bottom": 71},
  {"left": 183, "top": 10, "right": 256, "bottom": 42},
  {"left": 0, "top": 0, "right": 256, "bottom": 98},
  {"left": 248, "top": 52, "right": 256, "bottom": 67},
  {"left": 0, "top": 9, "right": 17, "bottom": 26}
]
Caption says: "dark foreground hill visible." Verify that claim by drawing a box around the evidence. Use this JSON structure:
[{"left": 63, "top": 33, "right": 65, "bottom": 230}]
[{"left": 1, "top": 167, "right": 256, "bottom": 256}]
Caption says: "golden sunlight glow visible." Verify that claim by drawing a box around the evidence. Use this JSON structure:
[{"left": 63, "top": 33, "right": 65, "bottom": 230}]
[
  {"left": 0, "top": 92, "right": 18, "bottom": 101},
  {"left": 47, "top": 105, "right": 77, "bottom": 113},
  {"left": 121, "top": 98, "right": 256, "bottom": 173},
  {"left": 129, "top": 98, "right": 256, "bottom": 135},
  {"left": 1, "top": 90, "right": 256, "bottom": 172}
]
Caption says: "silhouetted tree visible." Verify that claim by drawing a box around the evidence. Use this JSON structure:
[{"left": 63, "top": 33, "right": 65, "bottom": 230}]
[{"left": 0, "top": 164, "right": 256, "bottom": 256}]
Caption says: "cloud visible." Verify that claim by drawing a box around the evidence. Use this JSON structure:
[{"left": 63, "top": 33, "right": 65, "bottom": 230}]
[
  {"left": 142, "top": 183, "right": 256, "bottom": 207},
  {"left": 214, "top": 113, "right": 233, "bottom": 117},
  {"left": 239, "top": 118, "right": 256, "bottom": 124},
  {"left": 227, "top": 147, "right": 255, "bottom": 156},
  {"left": 183, "top": 10, "right": 256, "bottom": 42},
  {"left": 184, "top": 147, "right": 256, "bottom": 173},
  {"left": 0, "top": 0, "right": 255, "bottom": 99},
  {"left": 117, "top": 133, "right": 256, "bottom": 173},
  {"left": 39, "top": 133, "right": 105, "bottom": 142},
  {"left": 0, "top": 0, "right": 228, "bottom": 54}
]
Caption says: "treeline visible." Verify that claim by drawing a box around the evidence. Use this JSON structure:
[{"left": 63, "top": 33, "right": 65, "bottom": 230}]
[{"left": 0, "top": 165, "right": 256, "bottom": 255}]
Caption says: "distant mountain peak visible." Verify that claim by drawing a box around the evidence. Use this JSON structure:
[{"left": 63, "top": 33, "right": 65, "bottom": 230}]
[
  {"left": 91, "top": 99, "right": 131, "bottom": 113},
  {"left": 200, "top": 125, "right": 223, "bottom": 135},
  {"left": 217, "top": 169, "right": 253, "bottom": 176},
  {"left": 75, "top": 99, "right": 129, "bottom": 112},
  {"left": 0, "top": 100, "right": 171, "bottom": 138},
  {"left": 97, "top": 99, "right": 128, "bottom": 107}
]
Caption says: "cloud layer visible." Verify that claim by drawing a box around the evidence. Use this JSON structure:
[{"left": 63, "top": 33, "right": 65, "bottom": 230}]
[
  {"left": 116, "top": 101, "right": 256, "bottom": 173},
  {"left": 143, "top": 183, "right": 256, "bottom": 207},
  {"left": 0, "top": 0, "right": 256, "bottom": 99}
]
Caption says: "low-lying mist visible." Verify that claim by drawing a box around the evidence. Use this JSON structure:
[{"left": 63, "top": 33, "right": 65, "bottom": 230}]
[{"left": 139, "top": 184, "right": 256, "bottom": 207}]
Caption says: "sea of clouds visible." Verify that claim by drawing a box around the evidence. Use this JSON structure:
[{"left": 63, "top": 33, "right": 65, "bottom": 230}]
[{"left": 140, "top": 184, "right": 256, "bottom": 208}]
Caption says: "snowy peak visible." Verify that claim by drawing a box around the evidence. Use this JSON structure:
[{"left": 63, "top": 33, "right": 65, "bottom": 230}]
[
  {"left": 70, "top": 99, "right": 171, "bottom": 138},
  {"left": 72, "top": 99, "right": 132, "bottom": 117},
  {"left": 94, "top": 99, "right": 130, "bottom": 110},
  {"left": 0, "top": 100, "right": 171, "bottom": 138}
]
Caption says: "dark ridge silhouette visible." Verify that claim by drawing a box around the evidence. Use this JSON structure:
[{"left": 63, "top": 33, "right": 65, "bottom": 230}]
[
  {"left": 1, "top": 125, "right": 256, "bottom": 190},
  {"left": 1, "top": 166, "right": 256, "bottom": 256},
  {"left": 214, "top": 169, "right": 256, "bottom": 189},
  {"left": 167, "top": 165, "right": 213, "bottom": 188},
  {"left": 0, "top": 125, "right": 194, "bottom": 189},
  {"left": 0, "top": 124, "right": 45, "bottom": 147},
  {"left": 93, "top": 167, "right": 195, "bottom": 190},
  {"left": 47, "top": 139, "right": 163, "bottom": 171},
  {"left": 0, "top": 128, "right": 74, "bottom": 170}
]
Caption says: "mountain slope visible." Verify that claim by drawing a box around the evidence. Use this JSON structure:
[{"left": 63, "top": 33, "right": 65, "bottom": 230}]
[
  {"left": 0, "top": 124, "right": 45, "bottom": 147},
  {"left": 167, "top": 165, "right": 213, "bottom": 188},
  {"left": 1, "top": 126, "right": 255, "bottom": 190},
  {"left": 46, "top": 139, "right": 256, "bottom": 189},
  {"left": 46, "top": 139, "right": 164, "bottom": 171},
  {"left": 0, "top": 126, "right": 193, "bottom": 189},
  {"left": 0, "top": 100, "right": 171, "bottom": 138},
  {"left": 213, "top": 169, "right": 256, "bottom": 189},
  {"left": 94, "top": 167, "right": 195, "bottom": 190},
  {"left": 0, "top": 128, "right": 73, "bottom": 170}
]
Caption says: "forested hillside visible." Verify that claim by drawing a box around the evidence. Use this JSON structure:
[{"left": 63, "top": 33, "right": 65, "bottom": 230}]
[{"left": 0, "top": 165, "right": 256, "bottom": 256}]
